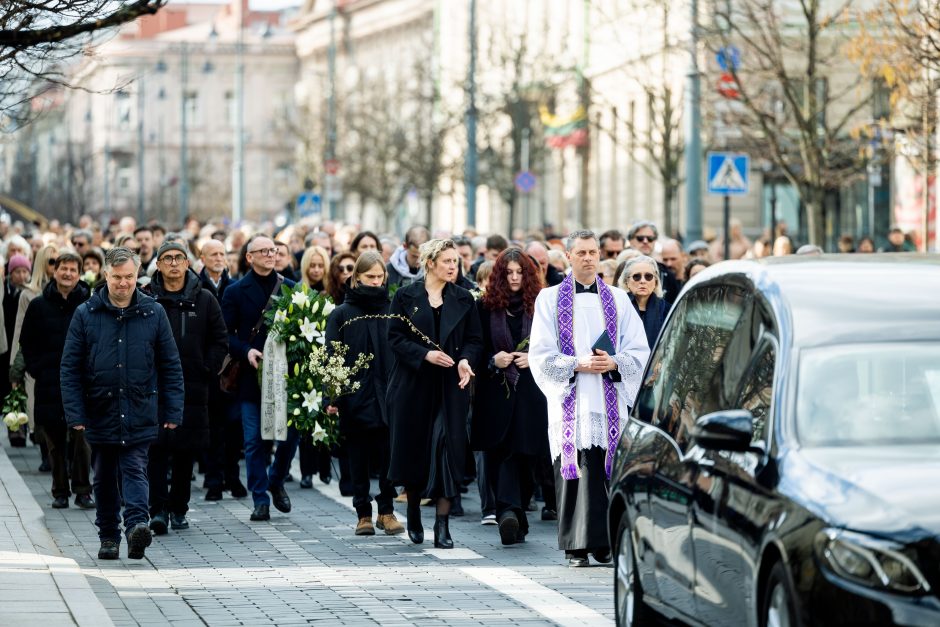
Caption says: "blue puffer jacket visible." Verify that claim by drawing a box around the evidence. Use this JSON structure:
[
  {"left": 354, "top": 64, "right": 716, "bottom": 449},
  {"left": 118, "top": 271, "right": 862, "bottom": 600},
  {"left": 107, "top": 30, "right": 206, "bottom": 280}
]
[{"left": 61, "top": 287, "right": 184, "bottom": 446}]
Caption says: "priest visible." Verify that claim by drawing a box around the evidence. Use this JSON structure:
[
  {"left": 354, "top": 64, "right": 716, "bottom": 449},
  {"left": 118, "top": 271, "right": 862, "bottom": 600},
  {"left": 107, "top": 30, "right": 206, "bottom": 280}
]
[{"left": 529, "top": 230, "right": 650, "bottom": 567}]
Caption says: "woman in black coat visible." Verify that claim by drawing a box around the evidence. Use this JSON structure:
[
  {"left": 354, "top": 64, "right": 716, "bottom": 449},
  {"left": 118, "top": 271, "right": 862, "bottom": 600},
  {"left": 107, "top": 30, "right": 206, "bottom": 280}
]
[
  {"left": 472, "top": 248, "right": 549, "bottom": 546},
  {"left": 325, "top": 251, "right": 404, "bottom": 537},
  {"left": 386, "top": 239, "right": 482, "bottom": 549},
  {"left": 620, "top": 255, "right": 669, "bottom": 350}
]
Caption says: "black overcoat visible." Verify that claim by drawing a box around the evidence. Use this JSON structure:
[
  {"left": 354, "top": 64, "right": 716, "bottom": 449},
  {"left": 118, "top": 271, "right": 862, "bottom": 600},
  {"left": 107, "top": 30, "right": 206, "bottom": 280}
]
[
  {"left": 470, "top": 300, "right": 548, "bottom": 456},
  {"left": 20, "top": 280, "right": 90, "bottom": 428},
  {"left": 385, "top": 280, "right": 482, "bottom": 488},
  {"left": 324, "top": 284, "right": 392, "bottom": 433},
  {"left": 147, "top": 270, "right": 228, "bottom": 449}
]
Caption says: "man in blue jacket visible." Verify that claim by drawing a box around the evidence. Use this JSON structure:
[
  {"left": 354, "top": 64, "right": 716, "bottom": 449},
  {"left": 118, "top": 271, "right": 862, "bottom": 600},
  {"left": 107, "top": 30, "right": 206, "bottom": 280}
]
[{"left": 61, "top": 247, "right": 184, "bottom": 561}]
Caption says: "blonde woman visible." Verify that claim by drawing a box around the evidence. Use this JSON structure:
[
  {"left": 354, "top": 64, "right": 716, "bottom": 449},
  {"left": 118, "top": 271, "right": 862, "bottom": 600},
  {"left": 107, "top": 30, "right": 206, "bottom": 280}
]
[
  {"left": 386, "top": 239, "right": 483, "bottom": 549},
  {"left": 300, "top": 245, "right": 331, "bottom": 294}
]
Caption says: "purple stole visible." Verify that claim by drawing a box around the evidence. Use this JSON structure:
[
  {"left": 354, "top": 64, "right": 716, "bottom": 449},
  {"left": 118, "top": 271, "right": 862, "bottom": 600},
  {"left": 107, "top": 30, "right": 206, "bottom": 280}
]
[{"left": 557, "top": 274, "right": 621, "bottom": 480}]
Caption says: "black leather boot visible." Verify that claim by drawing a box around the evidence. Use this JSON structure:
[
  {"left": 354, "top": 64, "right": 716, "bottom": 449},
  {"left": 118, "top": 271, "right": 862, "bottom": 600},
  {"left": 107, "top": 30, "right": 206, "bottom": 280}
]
[
  {"left": 406, "top": 499, "right": 424, "bottom": 544},
  {"left": 433, "top": 514, "right": 453, "bottom": 549}
]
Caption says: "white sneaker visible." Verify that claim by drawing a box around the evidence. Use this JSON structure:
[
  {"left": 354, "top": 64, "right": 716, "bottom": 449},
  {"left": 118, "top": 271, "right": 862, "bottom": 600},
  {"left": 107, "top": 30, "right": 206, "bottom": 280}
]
[{"left": 481, "top": 514, "right": 497, "bottom": 526}]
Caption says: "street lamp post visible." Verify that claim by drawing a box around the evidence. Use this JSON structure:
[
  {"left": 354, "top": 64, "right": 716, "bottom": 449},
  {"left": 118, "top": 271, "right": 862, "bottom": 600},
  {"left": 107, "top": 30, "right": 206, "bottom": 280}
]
[
  {"left": 684, "top": 0, "right": 703, "bottom": 242},
  {"left": 232, "top": 12, "right": 246, "bottom": 224},
  {"left": 326, "top": 0, "right": 338, "bottom": 221},
  {"left": 465, "top": 0, "right": 478, "bottom": 228},
  {"left": 179, "top": 41, "right": 189, "bottom": 226}
]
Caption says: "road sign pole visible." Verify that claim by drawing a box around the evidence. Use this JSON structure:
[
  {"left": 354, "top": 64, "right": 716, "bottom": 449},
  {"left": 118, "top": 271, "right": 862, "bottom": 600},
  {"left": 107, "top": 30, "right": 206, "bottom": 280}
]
[
  {"left": 723, "top": 194, "right": 731, "bottom": 260},
  {"left": 684, "top": 0, "right": 703, "bottom": 242}
]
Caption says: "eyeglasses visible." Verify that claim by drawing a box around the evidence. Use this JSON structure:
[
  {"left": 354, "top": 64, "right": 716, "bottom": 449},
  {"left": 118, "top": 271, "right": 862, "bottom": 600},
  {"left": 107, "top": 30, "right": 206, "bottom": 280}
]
[
  {"left": 630, "top": 272, "right": 656, "bottom": 282},
  {"left": 71, "top": 240, "right": 87, "bottom": 248},
  {"left": 339, "top": 264, "right": 355, "bottom": 272},
  {"left": 633, "top": 235, "right": 657, "bottom": 244},
  {"left": 47, "top": 258, "right": 57, "bottom": 266},
  {"left": 248, "top": 247, "right": 278, "bottom": 256},
  {"left": 159, "top": 254, "right": 187, "bottom": 265}
]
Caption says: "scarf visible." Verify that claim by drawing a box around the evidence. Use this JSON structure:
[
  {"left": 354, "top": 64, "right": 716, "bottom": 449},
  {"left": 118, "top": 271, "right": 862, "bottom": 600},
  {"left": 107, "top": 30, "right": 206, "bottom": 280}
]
[
  {"left": 489, "top": 292, "right": 531, "bottom": 388},
  {"left": 260, "top": 334, "right": 289, "bottom": 441},
  {"left": 557, "top": 273, "right": 620, "bottom": 480}
]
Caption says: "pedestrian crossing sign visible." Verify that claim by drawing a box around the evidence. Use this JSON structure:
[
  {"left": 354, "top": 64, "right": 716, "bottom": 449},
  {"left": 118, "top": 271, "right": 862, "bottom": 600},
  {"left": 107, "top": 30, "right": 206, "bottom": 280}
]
[{"left": 707, "top": 152, "right": 749, "bottom": 195}]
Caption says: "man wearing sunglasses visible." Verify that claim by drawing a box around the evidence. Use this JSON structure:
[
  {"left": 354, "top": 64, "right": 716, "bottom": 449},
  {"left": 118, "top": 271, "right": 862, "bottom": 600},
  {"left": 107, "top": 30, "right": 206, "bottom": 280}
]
[
  {"left": 627, "top": 221, "right": 681, "bottom": 304},
  {"left": 221, "top": 235, "right": 298, "bottom": 522},
  {"left": 599, "top": 229, "right": 626, "bottom": 260}
]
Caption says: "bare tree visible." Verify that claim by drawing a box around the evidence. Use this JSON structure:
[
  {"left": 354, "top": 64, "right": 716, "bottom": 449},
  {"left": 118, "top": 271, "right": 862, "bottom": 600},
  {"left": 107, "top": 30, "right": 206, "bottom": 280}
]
[{"left": 703, "top": 0, "right": 872, "bottom": 246}]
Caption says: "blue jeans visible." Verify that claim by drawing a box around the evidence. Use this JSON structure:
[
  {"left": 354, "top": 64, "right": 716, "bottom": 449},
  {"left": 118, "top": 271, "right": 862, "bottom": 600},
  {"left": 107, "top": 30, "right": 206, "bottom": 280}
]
[
  {"left": 90, "top": 441, "right": 150, "bottom": 541},
  {"left": 241, "top": 402, "right": 300, "bottom": 506}
]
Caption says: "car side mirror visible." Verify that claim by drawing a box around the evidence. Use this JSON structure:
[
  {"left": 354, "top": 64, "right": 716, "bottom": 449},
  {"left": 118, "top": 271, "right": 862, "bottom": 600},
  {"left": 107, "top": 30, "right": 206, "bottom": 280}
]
[{"left": 691, "top": 410, "right": 754, "bottom": 452}]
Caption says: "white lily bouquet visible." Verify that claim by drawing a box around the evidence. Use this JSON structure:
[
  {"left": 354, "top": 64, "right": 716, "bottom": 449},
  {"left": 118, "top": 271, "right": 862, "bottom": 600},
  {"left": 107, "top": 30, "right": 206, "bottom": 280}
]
[
  {"left": 2, "top": 386, "right": 28, "bottom": 430},
  {"left": 261, "top": 283, "right": 371, "bottom": 446}
]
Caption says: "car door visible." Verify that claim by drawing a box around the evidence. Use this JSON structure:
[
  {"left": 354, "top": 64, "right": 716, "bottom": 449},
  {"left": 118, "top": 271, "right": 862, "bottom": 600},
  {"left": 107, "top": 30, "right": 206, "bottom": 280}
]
[{"left": 692, "top": 332, "right": 779, "bottom": 627}]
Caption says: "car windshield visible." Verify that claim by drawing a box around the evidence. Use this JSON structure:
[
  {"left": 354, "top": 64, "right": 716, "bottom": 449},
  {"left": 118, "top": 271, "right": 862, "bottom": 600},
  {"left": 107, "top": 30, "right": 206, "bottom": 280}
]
[{"left": 796, "top": 343, "right": 940, "bottom": 447}]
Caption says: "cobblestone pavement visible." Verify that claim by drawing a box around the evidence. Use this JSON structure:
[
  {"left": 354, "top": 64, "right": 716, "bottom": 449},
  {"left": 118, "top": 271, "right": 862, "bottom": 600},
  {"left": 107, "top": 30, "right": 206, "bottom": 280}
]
[{"left": 7, "top": 441, "right": 615, "bottom": 626}]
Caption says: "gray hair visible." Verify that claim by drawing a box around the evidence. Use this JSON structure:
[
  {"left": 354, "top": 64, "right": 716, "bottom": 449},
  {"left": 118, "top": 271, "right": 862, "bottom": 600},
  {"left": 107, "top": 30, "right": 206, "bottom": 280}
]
[
  {"left": 565, "top": 230, "right": 599, "bottom": 251},
  {"left": 627, "top": 220, "right": 659, "bottom": 241},
  {"left": 104, "top": 247, "right": 141, "bottom": 272},
  {"left": 72, "top": 229, "right": 93, "bottom": 243},
  {"left": 619, "top": 255, "right": 663, "bottom": 298}
]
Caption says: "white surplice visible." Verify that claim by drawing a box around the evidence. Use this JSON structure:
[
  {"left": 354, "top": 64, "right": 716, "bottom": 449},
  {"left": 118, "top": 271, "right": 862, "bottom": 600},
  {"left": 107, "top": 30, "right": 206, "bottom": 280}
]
[{"left": 529, "top": 281, "right": 650, "bottom": 462}]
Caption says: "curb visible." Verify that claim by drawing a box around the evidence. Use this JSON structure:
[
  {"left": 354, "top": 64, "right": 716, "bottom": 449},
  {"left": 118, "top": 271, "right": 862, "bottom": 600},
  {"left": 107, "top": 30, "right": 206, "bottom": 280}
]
[{"left": 0, "top": 441, "right": 114, "bottom": 626}]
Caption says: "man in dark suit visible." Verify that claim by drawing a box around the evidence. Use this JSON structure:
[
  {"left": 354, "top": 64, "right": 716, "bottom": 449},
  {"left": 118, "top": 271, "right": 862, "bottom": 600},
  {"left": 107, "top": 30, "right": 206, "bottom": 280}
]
[
  {"left": 220, "top": 235, "right": 298, "bottom": 522},
  {"left": 525, "top": 241, "right": 564, "bottom": 286}
]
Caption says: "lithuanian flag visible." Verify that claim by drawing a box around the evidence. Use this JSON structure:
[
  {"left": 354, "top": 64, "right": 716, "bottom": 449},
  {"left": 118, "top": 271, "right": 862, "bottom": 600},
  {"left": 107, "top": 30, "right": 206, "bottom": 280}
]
[{"left": 539, "top": 104, "right": 588, "bottom": 148}]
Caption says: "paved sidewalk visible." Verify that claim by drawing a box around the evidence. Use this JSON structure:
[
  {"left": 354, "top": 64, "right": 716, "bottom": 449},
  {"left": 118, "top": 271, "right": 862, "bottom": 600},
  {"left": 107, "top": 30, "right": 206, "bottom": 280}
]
[{"left": 3, "top": 438, "right": 616, "bottom": 626}]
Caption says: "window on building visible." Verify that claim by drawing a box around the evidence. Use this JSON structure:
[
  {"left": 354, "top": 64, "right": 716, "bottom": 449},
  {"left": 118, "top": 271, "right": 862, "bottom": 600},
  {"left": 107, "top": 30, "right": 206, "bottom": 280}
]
[
  {"left": 872, "top": 80, "right": 891, "bottom": 121},
  {"left": 184, "top": 90, "right": 200, "bottom": 127},
  {"left": 116, "top": 91, "right": 132, "bottom": 130},
  {"left": 225, "top": 90, "right": 235, "bottom": 127}
]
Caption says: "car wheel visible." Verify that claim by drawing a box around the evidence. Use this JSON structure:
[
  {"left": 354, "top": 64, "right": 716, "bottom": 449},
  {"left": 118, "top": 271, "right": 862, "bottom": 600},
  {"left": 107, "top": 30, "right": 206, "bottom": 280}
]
[
  {"left": 762, "top": 561, "right": 798, "bottom": 627},
  {"left": 614, "top": 516, "right": 653, "bottom": 627}
]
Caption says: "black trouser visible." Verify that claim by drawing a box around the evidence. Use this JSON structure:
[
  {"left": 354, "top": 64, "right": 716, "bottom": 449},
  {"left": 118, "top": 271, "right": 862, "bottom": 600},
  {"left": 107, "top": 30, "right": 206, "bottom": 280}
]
[
  {"left": 486, "top": 446, "right": 535, "bottom": 535},
  {"left": 346, "top": 427, "right": 396, "bottom": 519},
  {"left": 474, "top": 451, "right": 496, "bottom": 515},
  {"left": 39, "top": 422, "right": 92, "bottom": 499},
  {"left": 536, "top": 453, "right": 557, "bottom": 510},
  {"left": 299, "top": 434, "right": 332, "bottom": 478},
  {"left": 147, "top": 440, "right": 195, "bottom": 517},
  {"left": 91, "top": 442, "right": 149, "bottom": 541},
  {"left": 204, "top": 395, "right": 242, "bottom": 490}
]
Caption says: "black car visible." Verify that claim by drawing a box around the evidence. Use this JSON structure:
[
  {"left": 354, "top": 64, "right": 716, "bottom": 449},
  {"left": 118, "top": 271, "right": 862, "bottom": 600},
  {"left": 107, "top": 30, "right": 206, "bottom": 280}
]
[{"left": 608, "top": 255, "right": 940, "bottom": 627}]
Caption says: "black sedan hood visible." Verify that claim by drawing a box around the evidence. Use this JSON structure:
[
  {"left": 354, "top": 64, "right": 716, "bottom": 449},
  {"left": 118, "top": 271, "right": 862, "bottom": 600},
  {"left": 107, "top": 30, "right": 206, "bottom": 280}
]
[{"left": 778, "top": 445, "right": 940, "bottom": 541}]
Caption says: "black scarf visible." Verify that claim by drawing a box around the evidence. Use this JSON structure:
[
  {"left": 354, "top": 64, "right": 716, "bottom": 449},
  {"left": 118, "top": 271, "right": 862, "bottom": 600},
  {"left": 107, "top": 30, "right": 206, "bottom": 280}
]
[
  {"left": 489, "top": 291, "right": 532, "bottom": 388},
  {"left": 342, "top": 283, "right": 390, "bottom": 313}
]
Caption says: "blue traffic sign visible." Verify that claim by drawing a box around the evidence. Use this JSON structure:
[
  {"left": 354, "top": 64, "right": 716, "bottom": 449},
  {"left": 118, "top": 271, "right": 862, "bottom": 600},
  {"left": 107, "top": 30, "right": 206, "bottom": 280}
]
[
  {"left": 716, "top": 45, "right": 741, "bottom": 72},
  {"left": 297, "top": 191, "right": 322, "bottom": 216},
  {"left": 514, "top": 171, "right": 536, "bottom": 193},
  {"left": 707, "top": 152, "right": 749, "bottom": 196}
]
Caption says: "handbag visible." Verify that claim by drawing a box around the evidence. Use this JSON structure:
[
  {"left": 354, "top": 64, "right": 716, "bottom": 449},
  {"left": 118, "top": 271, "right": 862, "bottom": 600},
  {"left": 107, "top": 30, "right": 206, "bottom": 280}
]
[{"left": 219, "top": 276, "right": 284, "bottom": 393}]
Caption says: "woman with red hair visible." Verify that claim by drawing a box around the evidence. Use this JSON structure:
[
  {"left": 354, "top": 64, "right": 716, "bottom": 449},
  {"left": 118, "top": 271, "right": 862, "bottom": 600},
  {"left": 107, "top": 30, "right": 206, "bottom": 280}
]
[{"left": 472, "top": 247, "right": 548, "bottom": 546}]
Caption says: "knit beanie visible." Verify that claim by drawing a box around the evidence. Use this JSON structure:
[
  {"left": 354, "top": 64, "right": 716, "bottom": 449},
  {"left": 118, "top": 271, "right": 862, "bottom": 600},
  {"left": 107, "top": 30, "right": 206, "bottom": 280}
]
[{"left": 8, "top": 254, "right": 31, "bottom": 274}]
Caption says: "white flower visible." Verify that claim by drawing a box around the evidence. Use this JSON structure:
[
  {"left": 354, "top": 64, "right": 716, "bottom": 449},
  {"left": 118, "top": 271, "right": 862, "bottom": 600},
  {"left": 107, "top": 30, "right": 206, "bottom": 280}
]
[
  {"left": 3, "top": 412, "right": 17, "bottom": 429},
  {"left": 310, "top": 300, "right": 320, "bottom": 315},
  {"left": 311, "top": 422, "right": 328, "bottom": 443},
  {"left": 16, "top": 412, "right": 28, "bottom": 426},
  {"left": 322, "top": 301, "right": 335, "bottom": 316},
  {"left": 291, "top": 291, "right": 310, "bottom": 309},
  {"left": 274, "top": 309, "right": 288, "bottom": 324},
  {"left": 299, "top": 317, "right": 317, "bottom": 343},
  {"left": 301, "top": 389, "right": 322, "bottom": 413}
]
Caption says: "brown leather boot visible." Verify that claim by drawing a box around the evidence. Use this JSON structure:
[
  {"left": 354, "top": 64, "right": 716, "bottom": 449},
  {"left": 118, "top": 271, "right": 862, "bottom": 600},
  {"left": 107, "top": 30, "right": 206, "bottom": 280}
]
[
  {"left": 375, "top": 513, "right": 405, "bottom": 535},
  {"left": 355, "top": 517, "right": 375, "bottom": 536}
]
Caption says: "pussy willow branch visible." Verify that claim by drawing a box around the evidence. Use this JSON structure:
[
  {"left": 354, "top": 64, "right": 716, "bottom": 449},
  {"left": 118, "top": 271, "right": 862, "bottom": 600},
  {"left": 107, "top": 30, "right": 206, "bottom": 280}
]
[{"left": 338, "top": 314, "right": 444, "bottom": 352}]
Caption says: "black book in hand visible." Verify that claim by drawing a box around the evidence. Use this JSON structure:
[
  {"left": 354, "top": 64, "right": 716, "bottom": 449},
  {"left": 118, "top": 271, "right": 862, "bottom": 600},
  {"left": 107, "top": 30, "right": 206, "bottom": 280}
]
[{"left": 592, "top": 330, "right": 615, "bottom": 356}]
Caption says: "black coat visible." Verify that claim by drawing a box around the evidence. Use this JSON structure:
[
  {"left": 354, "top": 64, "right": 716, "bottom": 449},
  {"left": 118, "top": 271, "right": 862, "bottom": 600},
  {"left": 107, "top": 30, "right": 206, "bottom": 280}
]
[
  {"left": 20, "top": 280, "right": 90, "bottom": 428},
  {"left": 60, "top": 288, "right": 184, "bottom": 446},
  {"left": 471, "top": 300, "right": 548, "bottom": 456},
  {"left": 659, "top": 261, "right": 681, "bottom": 305},
  {"left": 630, "top": 293, "right": 668, "bottom": 350},
  {"left": 198, "top": 267, "right": 233, "bottom": 304},
  {"left": 147, "top": 270, "right": 228, "bottom": 449},
  {"left": 220, "top": 269, "right": 295, "bottom": 403},
  {"left": 324, "top": 284, "right": 392, "bottom": 432},
  {"left": 386, "top": 280, "right": 483, "bottom": 488}
]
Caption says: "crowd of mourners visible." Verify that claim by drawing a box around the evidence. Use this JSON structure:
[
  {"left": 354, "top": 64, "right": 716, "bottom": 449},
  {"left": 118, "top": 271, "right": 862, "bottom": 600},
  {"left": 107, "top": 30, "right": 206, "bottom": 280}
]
[{"left": 0, "top": 211, "right": 918, "bottom": 564}]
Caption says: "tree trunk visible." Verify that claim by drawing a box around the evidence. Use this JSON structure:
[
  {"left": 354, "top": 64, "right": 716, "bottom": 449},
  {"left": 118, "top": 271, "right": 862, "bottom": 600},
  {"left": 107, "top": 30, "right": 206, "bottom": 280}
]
[{"left": 804, "top": 186, "right": 826, "bottom": 247}]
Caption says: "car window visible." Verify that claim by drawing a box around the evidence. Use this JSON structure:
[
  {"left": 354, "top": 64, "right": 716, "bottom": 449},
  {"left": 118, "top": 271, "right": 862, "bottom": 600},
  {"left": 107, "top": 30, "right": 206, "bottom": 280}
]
[
  {"left": 634, "top": 284, "right": 749, "bottom": 452},
  {"left": 735, "top": 340, "right": 776, "bottom": 444}
]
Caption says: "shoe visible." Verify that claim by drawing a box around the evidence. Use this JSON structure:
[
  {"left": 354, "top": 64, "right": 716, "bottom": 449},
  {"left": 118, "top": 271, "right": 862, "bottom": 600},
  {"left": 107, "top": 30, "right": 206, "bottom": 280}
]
[
  {"left": 568, "top": 556, "right": 589, "bottom": 567},
  {"left": 250, "top": 504, "right": 270, "bottom": 521},
  {"left": 126, "top": 523, "right": 152, "bottom": 560},
  {"left": 38, "top": 459, "right": 51, "bottom": 472},
  {"left": 481, "top": 514, "right": 497, "bottom": 526},
  {"left": 51, "top": 496, "right": 68, "bottom": 509},
  {"left": 516, "top": 530, "right": 527, "bottom": 544},
  {"left": 205, "top": 488, "right": 223, "bottom": 501},
  {"left": 498, "top": 511, "right": 520, "bottom": 546},
  {"left": 170, "top": 513, "right": 189, "bottom": 530},
  {"left": 541, "top": 507, "right": 558, "bottom": 521},
  {"left": 355, "top": 516, "right": 375, "bottom": 536},
  {"left": 300, "top": 475, "right": 313, "bottom": 489},
  {"left": 394, "top": 491, "right": 408, "bottom": 503},
  {"left": 527, "top": 497, "right": 539, "bottom": 512},
  {"left": 433, "top": 514, "right": 453, "bottom": 549},
  {"left": 376, "top": 513, "right": 405, "bottom": 535},
  {"left": 149, "top": 512, "right": 169, "bottom": 536},
  {"left": 98, "top": 539, "right": 120, "bottom": 560},
  {"left": 75, "top": 494, "right": 95, "bottom": 509},
  {"left": 285, "top": 473, "right": 294, "bottom": 483},
  {"left": 592, "top": 550, "right": 612, "bottom": 564},
  {"left": 226, "top": 479, "right": 247, "bottom": 499},
  {"left": 406, "top": 501, "right": 423, "bottom": 544},
  {"left": 270, "top": 485, "right": 292, "bottom": 513},
  {"left": 319, "top": 473, "right": 331, "bottom": 485}
]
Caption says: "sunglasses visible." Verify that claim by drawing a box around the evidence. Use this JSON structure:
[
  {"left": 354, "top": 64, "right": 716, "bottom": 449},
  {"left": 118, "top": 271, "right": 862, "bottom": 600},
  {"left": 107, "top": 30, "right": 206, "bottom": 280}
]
[
  {"left": 630, "top": 272, "right": 656, "bottom": 282},
  {"left": 47, "top": 258, "right": 57, "bottom": 266},
  {"left": 603, "top": 250, "right": 620, "bottom": 259},
  {"left": 633, "top": 235, "right": 657, "bottom": 244},
  {"left": 71, "top": 240, "right": 87, "bottom": 248},
  {"left": 339, "top": 264, "right": 355, "bottom": 272}
]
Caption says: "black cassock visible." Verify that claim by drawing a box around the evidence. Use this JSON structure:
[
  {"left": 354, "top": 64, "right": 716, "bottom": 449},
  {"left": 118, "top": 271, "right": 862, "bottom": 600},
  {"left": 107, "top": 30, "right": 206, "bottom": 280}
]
[{"left": 553, "top": 447, "right": 610, "bottom": 552}]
